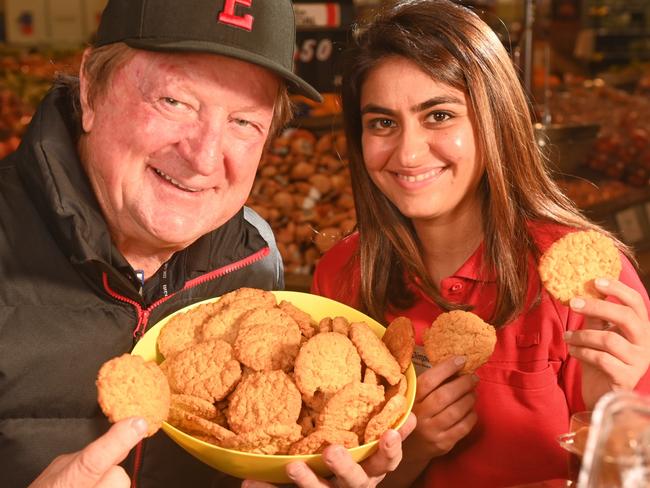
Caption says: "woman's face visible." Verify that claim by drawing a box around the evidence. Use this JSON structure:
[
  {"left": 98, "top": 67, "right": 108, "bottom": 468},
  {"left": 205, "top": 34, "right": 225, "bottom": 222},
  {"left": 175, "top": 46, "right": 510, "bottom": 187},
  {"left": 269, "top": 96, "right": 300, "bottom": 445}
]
[{"left": 360, "top": 56, "right": 484, "bottom": 225}]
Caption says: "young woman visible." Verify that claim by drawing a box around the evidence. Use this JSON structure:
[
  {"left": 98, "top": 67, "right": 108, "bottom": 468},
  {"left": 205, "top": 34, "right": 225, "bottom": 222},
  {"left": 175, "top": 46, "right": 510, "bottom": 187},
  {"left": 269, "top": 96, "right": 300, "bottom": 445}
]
[{"left": 311, "top": 1, "right": 650, "bottom": 486}]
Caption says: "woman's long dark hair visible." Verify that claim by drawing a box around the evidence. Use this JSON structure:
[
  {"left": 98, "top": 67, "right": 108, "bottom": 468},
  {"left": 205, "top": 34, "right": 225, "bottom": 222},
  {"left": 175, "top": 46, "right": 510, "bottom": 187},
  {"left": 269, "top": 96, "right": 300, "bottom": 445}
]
[{"left": 341, "top": 0, "right": 630, "bottom": 326}]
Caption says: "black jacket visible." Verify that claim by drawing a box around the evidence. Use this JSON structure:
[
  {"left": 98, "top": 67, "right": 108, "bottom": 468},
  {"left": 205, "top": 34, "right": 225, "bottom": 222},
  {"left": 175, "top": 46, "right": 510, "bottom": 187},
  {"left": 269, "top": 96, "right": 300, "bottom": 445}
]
[{"left": 0, "top": 86, "right": 284, "bottom": 487}]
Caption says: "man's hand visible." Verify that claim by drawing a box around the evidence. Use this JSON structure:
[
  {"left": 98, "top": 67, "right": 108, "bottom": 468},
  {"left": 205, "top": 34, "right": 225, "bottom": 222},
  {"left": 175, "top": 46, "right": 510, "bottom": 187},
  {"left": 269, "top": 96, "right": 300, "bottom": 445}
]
[
  {"left": 28, "top": 417, "right": 148, "bottom": 488},
  {"left": 242, "top": 413, "right": 416, "bottom": 488}
]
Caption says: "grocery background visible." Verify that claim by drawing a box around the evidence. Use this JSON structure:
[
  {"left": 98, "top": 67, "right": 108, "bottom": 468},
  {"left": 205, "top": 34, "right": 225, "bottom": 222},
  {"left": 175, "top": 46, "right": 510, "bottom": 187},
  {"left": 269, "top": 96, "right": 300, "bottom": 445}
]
[{"left": 2, "top": 0, "right": 650, "bottom": 291}]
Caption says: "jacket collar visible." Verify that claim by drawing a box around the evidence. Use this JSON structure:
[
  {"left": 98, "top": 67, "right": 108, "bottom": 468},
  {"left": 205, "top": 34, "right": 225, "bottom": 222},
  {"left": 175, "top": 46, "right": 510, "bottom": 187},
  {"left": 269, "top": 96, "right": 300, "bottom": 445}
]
[{"left": 15, "top": 85, "right": 123, "bottom": 269}]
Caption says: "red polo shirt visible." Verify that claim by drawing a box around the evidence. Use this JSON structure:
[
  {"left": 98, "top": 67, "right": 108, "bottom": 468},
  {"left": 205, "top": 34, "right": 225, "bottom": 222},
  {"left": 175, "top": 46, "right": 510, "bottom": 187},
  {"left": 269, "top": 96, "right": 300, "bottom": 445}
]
[{"left": 311, "top": 222, "right": 650, "bottom": 487}]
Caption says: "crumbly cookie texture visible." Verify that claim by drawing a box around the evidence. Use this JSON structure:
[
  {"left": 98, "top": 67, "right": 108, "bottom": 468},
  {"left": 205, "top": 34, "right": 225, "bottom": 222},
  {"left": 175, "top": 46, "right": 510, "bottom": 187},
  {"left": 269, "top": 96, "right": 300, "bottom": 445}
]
[
  {"left": 170, "top": 394, "right": 220, "bottom": 421},
  {"left": 364, "top": 394, "right": 408, "bottom": 443},
  {"left": 220, "top": 423, "right": 303, "bottom": 455},
  {"left": 279, "top": 300, "right": 318, "bottom": 338},
  {"left": 423, "top": 310, "right": 496, "bottom": 374},
  {"left": 96, "top": 354, "right": 170, "bottom": 437},
  {"left": 381, "top": 316, "right": 415, "bottom": 373},
  {"left": 201, "top": 295, "right": 276, "bottom": 344},
  {"left": 294, "top": 332, "right": 362, "bottom": 400},
  {"left": 385, "top": 374, "right": 408, "bottom": 401},
  {"left": 168, "top": 406, "right": 234, "bottom": 442},
  {"left": 350, "top": 322, "right": 401, "bottom": 385},
  {"left": 233, "top": 314, "right": 302, "bottom": 372},
  {"left": 289, "top": 428, "right": 359, "bottom": 455},
  {"left": 165, "top": 339, "right": 241, "bottom": 402},
  {"left": 227, "top": 370, "right": 302, "bottom": 434},
  {"left": 539, "top": 230, "right": 621, "bottom": 304},
  {"left": 157, "top": 302, "right": 214, "bottom": 359},
  {"left": 212, "top": 287, "right": 277, "bottom": 314},
  {"left": 317, "top": 381, "right": 385, "bottom": 436}
]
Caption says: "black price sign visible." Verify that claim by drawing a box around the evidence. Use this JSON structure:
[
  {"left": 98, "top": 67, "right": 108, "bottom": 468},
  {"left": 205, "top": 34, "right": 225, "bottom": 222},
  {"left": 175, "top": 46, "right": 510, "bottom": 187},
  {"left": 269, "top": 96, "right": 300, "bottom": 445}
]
[{"left": 294, "top": 28, "right": 348, "bottom": 94}]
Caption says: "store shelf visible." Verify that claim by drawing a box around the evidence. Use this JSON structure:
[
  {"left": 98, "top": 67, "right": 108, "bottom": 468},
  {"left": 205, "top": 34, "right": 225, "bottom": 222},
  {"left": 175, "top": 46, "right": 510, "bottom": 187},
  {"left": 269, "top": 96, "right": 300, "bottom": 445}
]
[{"left": 285, "top": 273, "right": 312, "bottom": 293}]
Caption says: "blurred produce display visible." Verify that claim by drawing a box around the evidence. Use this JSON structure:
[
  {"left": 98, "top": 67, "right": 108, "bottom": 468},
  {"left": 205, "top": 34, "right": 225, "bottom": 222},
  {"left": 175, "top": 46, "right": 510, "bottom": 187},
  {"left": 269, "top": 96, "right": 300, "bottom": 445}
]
[
  {"left": 291, "top": 93, "right": 342, "bottom": 119},
  {"left": 246, "top": 127, "right": 356, "bottom": 275},
  {"left": 0, "top": 48, "right": 81, "bottom": 158},
  {"left": 548, "top": 75, "right": 650, "bottom": 186},
  {"left": 556, "top": 178, "right": 630, "bottom": 208}
]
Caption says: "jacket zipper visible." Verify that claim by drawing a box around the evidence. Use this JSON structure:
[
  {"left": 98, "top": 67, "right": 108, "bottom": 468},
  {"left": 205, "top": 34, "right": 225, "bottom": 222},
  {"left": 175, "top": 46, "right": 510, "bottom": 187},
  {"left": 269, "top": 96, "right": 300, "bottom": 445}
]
[{"left": 100, "top": 246, "right": 270, "bottom": 486}]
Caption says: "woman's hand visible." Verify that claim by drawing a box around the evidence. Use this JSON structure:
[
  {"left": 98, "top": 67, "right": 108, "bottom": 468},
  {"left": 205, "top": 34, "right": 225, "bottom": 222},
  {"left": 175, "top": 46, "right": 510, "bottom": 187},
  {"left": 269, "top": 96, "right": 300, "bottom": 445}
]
[
  {"left": 407, "top": 356, "right": 478, "bottom": 458},
  {"left": 242, "top": 413, "right": 416, "bottom": 488},
  {"left": 565, "top": 277, "right": 650, "bottom": 409},
  {"left": 28, "top": 417, "right": 148, "bottom": 488}
]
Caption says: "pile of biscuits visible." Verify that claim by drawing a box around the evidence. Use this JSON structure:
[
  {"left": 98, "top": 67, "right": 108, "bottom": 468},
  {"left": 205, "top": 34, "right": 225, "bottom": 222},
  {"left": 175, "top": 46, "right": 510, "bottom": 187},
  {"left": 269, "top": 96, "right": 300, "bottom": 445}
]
[{"left": 97, "top": 288, "right": 413, "bottom": 456}]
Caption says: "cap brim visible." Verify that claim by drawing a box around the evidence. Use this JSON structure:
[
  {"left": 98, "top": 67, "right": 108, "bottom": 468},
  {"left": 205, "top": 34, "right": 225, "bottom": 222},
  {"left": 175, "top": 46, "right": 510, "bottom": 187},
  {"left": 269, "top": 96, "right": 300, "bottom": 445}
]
[{"left": 124, "top": 38, "right": 323, "bottom": 103}]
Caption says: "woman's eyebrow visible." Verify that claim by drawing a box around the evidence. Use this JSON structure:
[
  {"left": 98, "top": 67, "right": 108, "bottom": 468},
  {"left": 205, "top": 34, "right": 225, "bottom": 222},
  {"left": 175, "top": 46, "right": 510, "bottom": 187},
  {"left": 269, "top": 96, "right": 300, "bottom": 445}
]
[
  {"left": 360, "top": 104, "right": 394, "bottom": 116},
  {"left": 412, "top": 95, "right": 463, "bottom": 112},
  {"left": 361, "top": 95, "right": 464, "bottom": 116}
]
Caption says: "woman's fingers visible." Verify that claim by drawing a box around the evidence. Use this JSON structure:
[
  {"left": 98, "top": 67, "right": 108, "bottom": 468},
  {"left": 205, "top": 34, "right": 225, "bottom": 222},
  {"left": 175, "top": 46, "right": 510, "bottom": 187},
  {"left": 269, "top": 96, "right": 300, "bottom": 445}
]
[
  {"left": 241, "top": 481, "right": 275, "bottom": 488},
  {"left": 415, "top": 356, "right": 467, "bottom": 403},
  {"left": 321, "top": 445, "right": 374, "bottom": 488},
  {"left": 242, "top": 415, "right": 416, "bottom": 488},
  {"left": 419, "top": 390, "right": 477, "bottom": 432},
  {"left": 570, "top": 296, "right": 648, "bottom": 346},
  {"left": 593, "top": 278, "right": 647, "bottom": 320},
  {"left": 565, "top": 329, "right": 635, "bottom": 365},
  {"left": 567, "top": 343, "right": 630, "bottom": 374},
  {"left": 415, "top": 373, "right": 477, "bottom": 419},
  {"left": 396, "top": 412, "right": 417, "bottom": 440},
  {"left": 284, "top": 462, "right": 329, "bottom": 488},
  {"left": 358, "top": 428, "right": 404, "bottom": 478},
  {"left": 417, "top": 406, "right": 478, "bottom": 455}
]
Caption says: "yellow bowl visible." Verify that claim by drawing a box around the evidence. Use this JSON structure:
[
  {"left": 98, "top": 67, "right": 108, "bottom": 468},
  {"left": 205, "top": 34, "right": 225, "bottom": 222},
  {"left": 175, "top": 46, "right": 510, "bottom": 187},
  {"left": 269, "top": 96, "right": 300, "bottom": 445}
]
[{"left": 131, "top": 290, "right": 416, "bottom": 483}]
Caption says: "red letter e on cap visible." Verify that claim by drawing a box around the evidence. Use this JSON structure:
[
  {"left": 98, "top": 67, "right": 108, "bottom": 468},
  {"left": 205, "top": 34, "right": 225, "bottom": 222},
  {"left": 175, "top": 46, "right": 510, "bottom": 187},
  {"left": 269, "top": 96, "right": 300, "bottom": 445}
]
[{"left": 218, "top": 0, "right": 254, "bottom": 31}]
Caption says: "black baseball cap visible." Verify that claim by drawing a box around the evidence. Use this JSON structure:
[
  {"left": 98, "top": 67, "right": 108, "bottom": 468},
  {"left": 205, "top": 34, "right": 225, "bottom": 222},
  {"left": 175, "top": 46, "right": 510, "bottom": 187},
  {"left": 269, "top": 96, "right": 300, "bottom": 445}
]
[{"left": 95, "top": 0, "right": 322, "bottom": 102}]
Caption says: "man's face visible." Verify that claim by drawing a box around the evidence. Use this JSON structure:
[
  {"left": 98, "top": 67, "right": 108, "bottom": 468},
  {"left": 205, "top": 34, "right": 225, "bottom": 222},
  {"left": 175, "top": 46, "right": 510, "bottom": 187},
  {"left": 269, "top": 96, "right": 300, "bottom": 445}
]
[{"left": 79, "top": 49, "right": 279, "bottom": 254}]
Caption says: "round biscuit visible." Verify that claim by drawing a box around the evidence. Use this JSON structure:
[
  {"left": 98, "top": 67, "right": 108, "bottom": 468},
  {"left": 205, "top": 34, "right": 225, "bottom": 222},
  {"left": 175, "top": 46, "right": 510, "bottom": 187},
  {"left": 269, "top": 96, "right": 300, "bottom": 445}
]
[
  {"left": 201, "top": 296, "right": 275, "bottom": 344},
  {"left": 157, "top": 302, "right": 213, "bottom": 358},
  {"left": 539, "top": 230, "right": 621, "bottom": 304},
  {"left": 317, "top": 381, "right": 385, "bottom": 436},
  {"left": 96, "top": 354, "right": 170, "bottom": 437},
  {"left": 212, "top": 288, "right": 276, "bottom": 314},
  {"left": 423, "top": 310, "right": 496, "bottom": 374},
  {"left": 227, "top": 370, "right": 302, "bottom": 434},
  {"left": 165, "top": 339, "right": 242, "bottom": 402},
  {"left": 233, "top": 309, "right": 302, "bottom": 371},
  {"left": 294, "top": 332, "right": 362, "bottom": 398}
]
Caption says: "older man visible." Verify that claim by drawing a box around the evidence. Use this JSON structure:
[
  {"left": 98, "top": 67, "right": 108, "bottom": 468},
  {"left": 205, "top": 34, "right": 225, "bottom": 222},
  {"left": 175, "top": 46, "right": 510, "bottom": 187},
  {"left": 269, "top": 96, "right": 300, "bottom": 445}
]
[{"left": 0, "top": 1, "right": 415, "bottom": 487}]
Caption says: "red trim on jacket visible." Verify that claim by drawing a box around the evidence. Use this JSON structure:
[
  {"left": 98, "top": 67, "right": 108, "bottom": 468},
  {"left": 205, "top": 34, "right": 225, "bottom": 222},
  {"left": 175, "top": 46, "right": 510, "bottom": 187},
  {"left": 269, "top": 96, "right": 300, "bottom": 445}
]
[{"left": 101, "top": 245, "right": 270, "bottom": 484}]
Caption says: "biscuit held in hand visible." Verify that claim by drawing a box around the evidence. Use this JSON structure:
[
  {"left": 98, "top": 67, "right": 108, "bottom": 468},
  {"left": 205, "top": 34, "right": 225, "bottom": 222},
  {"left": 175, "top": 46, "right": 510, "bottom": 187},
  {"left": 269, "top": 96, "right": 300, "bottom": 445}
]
[
  {"left": 96, "top": 354, "right": 170, "bottom": 437},
  {"left": 423, "top": 310, "right": 496, "bottom": 374},
  {"left": 538, "top": 230, "right": 621, "bottom": 304}
]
